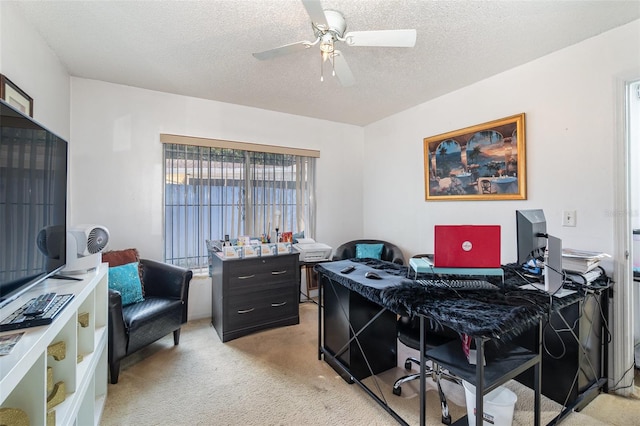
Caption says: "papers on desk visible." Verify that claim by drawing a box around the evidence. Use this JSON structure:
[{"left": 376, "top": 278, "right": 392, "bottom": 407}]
[
  {"left": 562, "top": 248, "right": 610, "bottom": 273},
  {"left": 519, "top": 282, "right": 576, "bottom": 298}
]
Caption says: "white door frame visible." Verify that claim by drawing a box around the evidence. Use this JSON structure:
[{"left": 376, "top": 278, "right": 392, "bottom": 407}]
[{"left": 612, "top": 76, "right": 638, "bottom": 396}]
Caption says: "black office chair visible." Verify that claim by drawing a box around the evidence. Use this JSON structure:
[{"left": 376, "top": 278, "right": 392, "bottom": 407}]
[
  {"left": 332, "top": 239, "right": 405, "bottom": 265},
  {"left": 393, "top": 255, "right": 462, "bottom": 425},
  {"left": 394, "top": 316, "right": 461, "bottom": 424}
]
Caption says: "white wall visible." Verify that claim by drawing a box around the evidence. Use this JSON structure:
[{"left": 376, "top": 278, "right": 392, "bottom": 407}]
[
  {"left": 69, "top": 80, "right": 365, "bottom": 319},
  {"left": 363, "top": 20, "right": 640, "bottom": 267},
  {"left": 69, "top": 79, "right": 364, "bottom": 260},
  {"left": 0, "top": 2, "right": 70, "bottom": 139}
]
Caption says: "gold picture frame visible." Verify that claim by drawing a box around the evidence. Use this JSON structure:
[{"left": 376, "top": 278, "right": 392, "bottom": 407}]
[
  {"left": 0, "top": 74, "right": 33, "bottom": 117},
  {"left": 424, "top": 113, "right": 526, "bottom": 201}
]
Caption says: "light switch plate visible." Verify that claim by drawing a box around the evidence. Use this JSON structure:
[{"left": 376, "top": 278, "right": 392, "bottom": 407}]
[{"left": 562, "top": 210, "right": 577, "bottom": 227}]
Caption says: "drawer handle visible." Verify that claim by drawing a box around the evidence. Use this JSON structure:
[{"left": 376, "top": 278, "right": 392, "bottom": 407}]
[
  {"left": 238, "top": 274, "right": 256, "bottom": 280},
  {"left": 237, "top": 308, "right": 255, "bottom": 314},
  {"left": 271, "top": 270, "right": 287, "bottom": 275},
  {"left": 271, "top": 302, "right": 287, "bottom": 307}
]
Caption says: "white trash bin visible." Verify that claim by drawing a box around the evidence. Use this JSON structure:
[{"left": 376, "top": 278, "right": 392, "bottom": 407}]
[{"left": 462, "top": 380, "right": 517, "bottom": 426}]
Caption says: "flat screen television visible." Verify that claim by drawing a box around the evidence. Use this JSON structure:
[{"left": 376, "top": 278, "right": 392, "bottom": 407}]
[
  {"left": 0, "top": 99, "right": 68, "bottom": 309},
  {"left": 516, "top": 209, "right": 547, "bottom": 264}
]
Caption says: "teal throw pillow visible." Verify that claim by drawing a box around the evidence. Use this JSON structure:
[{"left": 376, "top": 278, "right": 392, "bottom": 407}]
[
  {"left": 108, "top": 261, "right": 144, "bottom": 306},
  {"left": 356, "top": 243, "right": 384, "bottom": 260}
]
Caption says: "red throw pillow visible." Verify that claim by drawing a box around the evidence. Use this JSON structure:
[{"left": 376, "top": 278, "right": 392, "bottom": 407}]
[{"left": 102, "top": 248, "right": 139, "bottom": 266}]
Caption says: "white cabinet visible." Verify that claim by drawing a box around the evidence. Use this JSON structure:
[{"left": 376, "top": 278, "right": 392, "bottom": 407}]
[{"left": 0, "top": 263, "right": 108, "bottom": 425}]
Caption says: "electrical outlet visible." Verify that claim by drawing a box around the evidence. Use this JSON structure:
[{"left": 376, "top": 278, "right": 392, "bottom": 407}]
[{"left": 562, "top": 210, "right": 577, "bottom": 227}]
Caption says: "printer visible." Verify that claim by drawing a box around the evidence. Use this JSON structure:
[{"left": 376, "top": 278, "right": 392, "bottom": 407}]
[{"left": 293, "top": 238, "right": 332, "bottom": 262}]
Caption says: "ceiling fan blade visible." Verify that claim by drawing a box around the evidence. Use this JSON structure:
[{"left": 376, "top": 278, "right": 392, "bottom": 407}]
[
  {"left": 302, "top": 0, "right": 328, "bottom": 28},
  {"left": 343, "top": 29, "right": 417, "bottom": 47},
  {"left": 253, "top": 41, "right": 313, "bottom": 60},
  {"left": 332, "top": 51, "right": 355, "bottom": 87}
]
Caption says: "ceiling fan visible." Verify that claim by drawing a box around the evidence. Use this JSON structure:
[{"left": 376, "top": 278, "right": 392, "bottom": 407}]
[{"left": 252, "top": 0, "right": 417, "bottom": 87}]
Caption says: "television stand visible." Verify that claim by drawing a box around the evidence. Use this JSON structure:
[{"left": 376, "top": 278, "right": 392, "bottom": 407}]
[{"left": 0, "top": 264, "right": 108, "bottom": 424}]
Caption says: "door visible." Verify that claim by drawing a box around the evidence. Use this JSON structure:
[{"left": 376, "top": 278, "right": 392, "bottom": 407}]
[{"left": 613, "top": 78, "right": 640, "bottom": 396}]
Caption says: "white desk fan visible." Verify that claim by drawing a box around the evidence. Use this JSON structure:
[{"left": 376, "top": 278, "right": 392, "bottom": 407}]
[{"left": 62, "top": 225, "right": 110, "bottom": 273}]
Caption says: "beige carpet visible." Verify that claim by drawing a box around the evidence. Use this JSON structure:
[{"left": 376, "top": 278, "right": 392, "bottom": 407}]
[{"left": 102, "top": 302, "right": 640, "bottom": 425}]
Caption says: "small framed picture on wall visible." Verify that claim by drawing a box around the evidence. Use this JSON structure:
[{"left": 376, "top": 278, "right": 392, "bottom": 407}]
[{"left": 0, "top": 74, "right": 33, "bottom": 117}]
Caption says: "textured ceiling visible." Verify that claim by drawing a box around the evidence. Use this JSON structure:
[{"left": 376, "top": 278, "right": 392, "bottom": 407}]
[{"left": 12, "top": 0, "right": 640, "bottom": 126}]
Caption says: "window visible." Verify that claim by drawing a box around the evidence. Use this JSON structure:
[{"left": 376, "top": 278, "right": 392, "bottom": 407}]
[{"left": 162, "top": 135, "right": 318, "bottom": 269}]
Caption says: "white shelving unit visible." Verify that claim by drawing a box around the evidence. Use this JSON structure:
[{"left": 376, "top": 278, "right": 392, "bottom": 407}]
[{"left": 0, "top": 263, "right": 108, "bottom": 425}]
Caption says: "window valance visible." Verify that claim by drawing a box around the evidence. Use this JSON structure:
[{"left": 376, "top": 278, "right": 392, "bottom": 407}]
[{"left": 160, "top": 133, "right": 320, "bottom": 158}]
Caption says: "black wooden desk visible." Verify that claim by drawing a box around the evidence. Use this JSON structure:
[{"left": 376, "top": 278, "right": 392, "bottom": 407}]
[{"left": 315, "top": 259, "right": 550, "bottom": 426}]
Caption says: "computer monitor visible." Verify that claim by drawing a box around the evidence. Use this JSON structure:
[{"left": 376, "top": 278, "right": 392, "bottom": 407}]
[{"left": 516, "top": 209, "right": 547, "bottom": 264}]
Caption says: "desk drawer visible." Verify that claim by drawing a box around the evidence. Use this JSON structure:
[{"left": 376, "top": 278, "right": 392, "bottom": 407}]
[
  {"left": 228, "top": 257, "right": 296, "bottom": 288},
  {"left": 227, "top": 284, "right": 297, "bottom": 329}
]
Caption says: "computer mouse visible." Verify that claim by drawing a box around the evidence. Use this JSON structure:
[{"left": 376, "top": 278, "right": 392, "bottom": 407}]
[{"left": 365, "top": 271, "right": 382, "bottom": 280}]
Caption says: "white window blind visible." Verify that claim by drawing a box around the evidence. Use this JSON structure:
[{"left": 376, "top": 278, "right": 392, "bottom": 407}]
[{"left": 162, "top": 135, "right": 317, "bottom": 269}]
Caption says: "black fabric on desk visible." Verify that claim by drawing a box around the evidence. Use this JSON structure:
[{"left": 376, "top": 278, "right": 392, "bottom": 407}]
[
  {"left": 382, "top": 280, "right": 542, "bottom": 340},
  {"left": 315, "top": 259, "right": 407, "bottom": 306},
  {"left": 315, "top": 259, "right": 607, "bottom": 342}
]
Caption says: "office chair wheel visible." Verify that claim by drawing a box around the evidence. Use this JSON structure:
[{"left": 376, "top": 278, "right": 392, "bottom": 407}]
[
  {"left": 392, "top": 386, "right": 402, "bottom": 396},
  {"left": 404, "top": 360, "right": 412, "bottom": 370}
]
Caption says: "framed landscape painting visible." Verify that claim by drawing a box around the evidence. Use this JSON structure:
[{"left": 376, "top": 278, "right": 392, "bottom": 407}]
[{"left": 424, "top": 113, "right": 526, "bottom": 201}]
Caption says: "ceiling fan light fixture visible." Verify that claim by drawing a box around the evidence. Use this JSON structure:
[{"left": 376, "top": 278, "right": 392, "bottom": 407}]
[{"left": 319, "top": 33, "right": 334, "bottom": 54}]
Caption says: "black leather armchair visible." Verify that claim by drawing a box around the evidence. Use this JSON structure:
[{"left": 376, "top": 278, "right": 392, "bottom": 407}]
[
  {"left": 332, "top": 239, "right": 405, "bottom": 265},
  {"left": 108, "top": 259, "right": 192, "bottom": 384}
]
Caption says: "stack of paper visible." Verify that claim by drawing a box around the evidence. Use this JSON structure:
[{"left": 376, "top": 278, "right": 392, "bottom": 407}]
[{"left": 562, "top": 248, "right": 610, "bottom": 273}]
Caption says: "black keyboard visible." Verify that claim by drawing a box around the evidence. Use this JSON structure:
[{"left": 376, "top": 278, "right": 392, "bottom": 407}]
[
  {"left": 0, "top": 294, "right": 74, "bottom": 332},
  {"left": 417, "top": 279, "right": 498, "bottom": 290}
]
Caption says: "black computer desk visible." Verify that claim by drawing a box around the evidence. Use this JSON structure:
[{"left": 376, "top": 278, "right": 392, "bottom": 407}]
[{"left": 315, "top": 259, "right": 607, "bottom": 426}]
